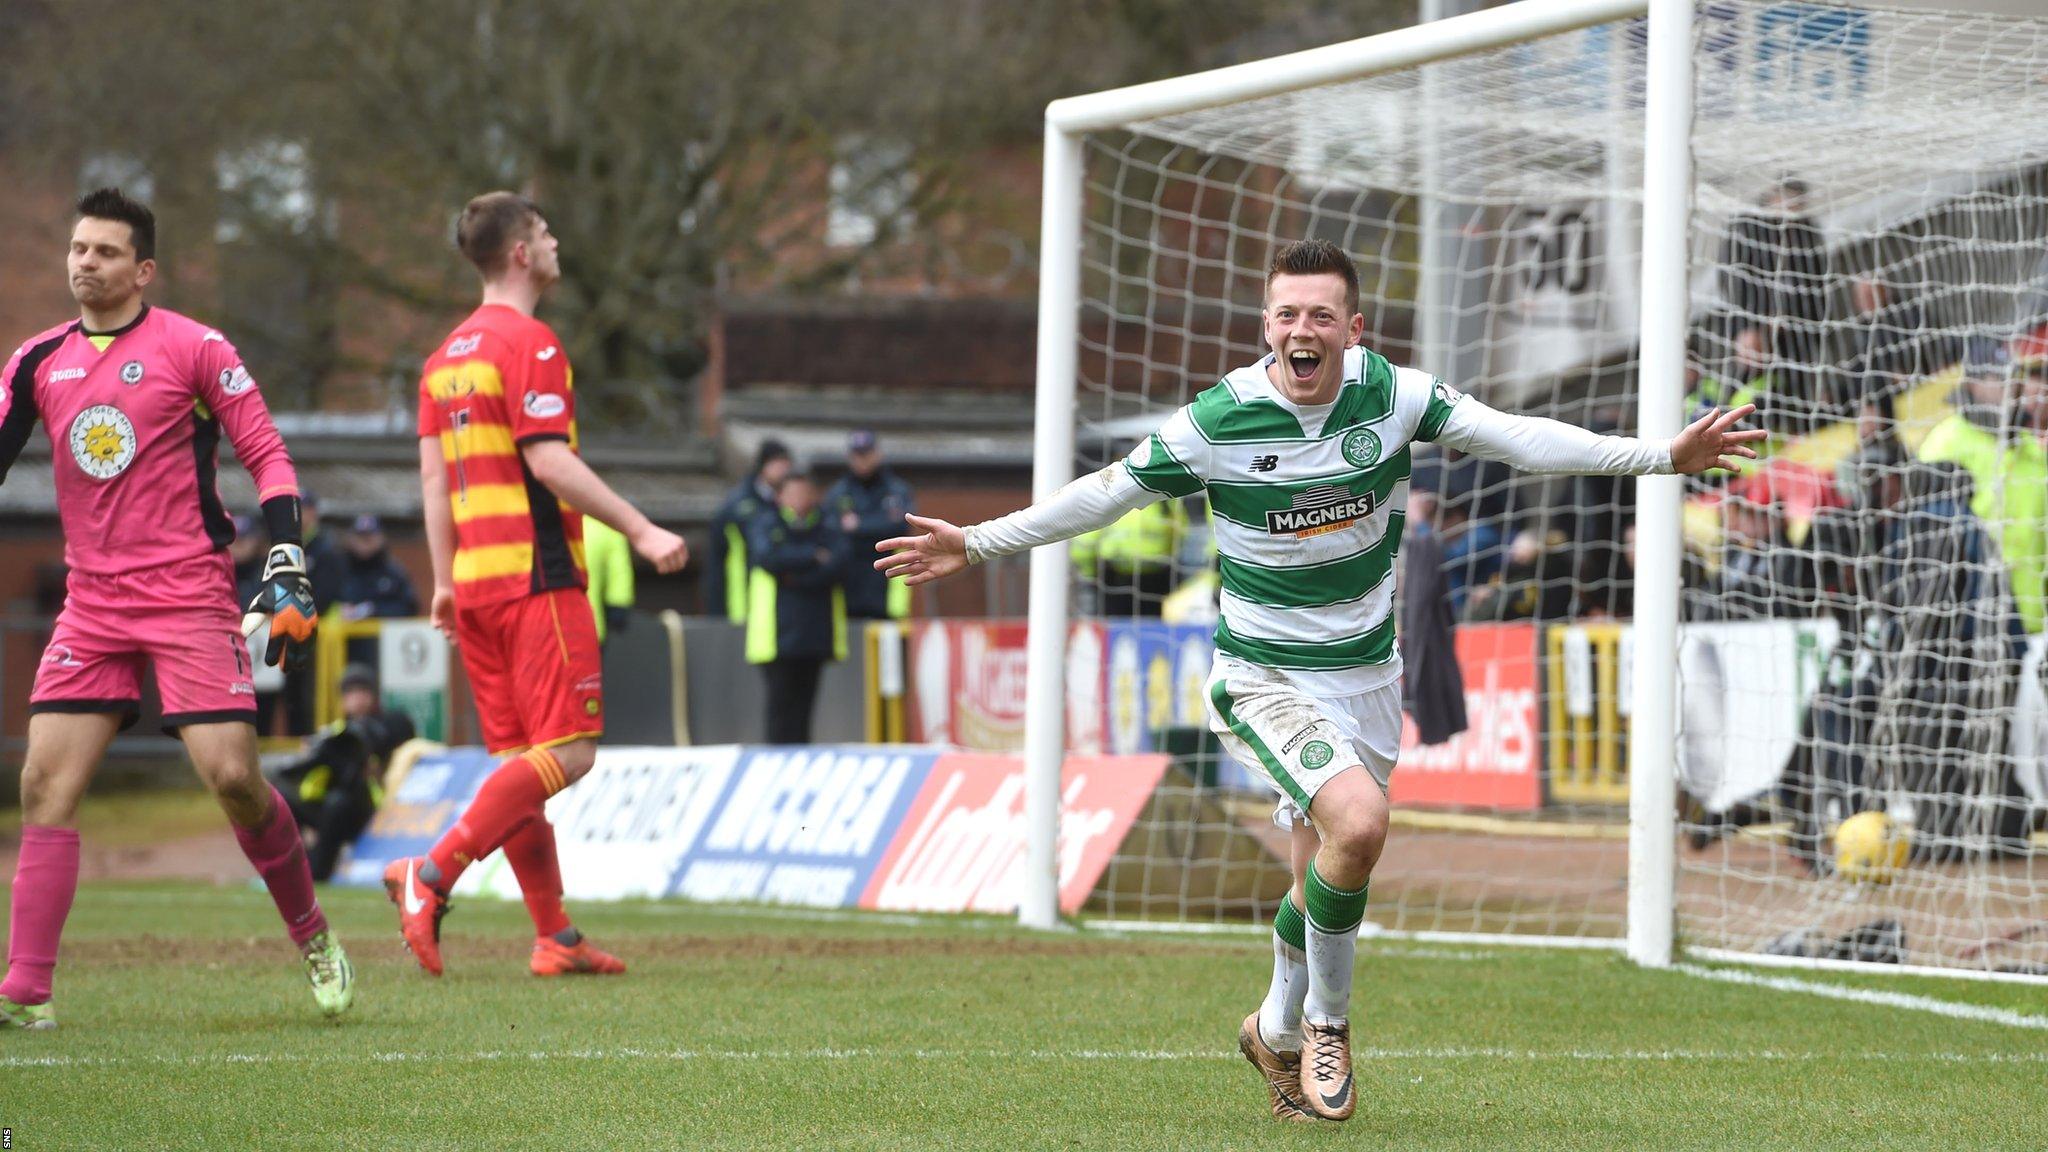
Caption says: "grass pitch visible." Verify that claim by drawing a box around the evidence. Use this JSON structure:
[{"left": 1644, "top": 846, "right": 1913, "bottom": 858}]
[{"left": 0, "top": 882, "right": 2042, "bottom": 1151}]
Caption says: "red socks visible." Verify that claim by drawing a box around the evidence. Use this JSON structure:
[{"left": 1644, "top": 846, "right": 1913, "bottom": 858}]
[
  {"left": 233, "top": 785, "right": 328, "bottom": 947},
  {"left": 0, "top": 826, "right": 81, "bottom": 1005},
  {"left": 503, "top": 819, "right": 571, "bottom": 938},
  {"left": 427, "top": 748, "right": 568, "bottom": 891}
]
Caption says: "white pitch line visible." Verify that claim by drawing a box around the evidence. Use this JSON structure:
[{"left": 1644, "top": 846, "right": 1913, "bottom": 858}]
[
  {"left": 1686, "top": 946, "right": 2048, "bottom": 987},
  {"left": 605, "top": 902, "right": 973, "bottom": 931},
  {"left": 1675, "top": 963, "right": 2048, "bottom": 1031},
  {"left": 5, "top": 1045, "right": 2046, "bottom": 1071}
]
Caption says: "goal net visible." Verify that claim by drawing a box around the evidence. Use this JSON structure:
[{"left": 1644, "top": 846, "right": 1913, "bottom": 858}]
[{"left": 1050, "top": 0, "right": 2048, "bottom": 977}]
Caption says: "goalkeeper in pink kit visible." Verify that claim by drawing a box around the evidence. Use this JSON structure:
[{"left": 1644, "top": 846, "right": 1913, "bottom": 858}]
[{"left": 0, "top": 189, "right": 352, "bottom": 1029}]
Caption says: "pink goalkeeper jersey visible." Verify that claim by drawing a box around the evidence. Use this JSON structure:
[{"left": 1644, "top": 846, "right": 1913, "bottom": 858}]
[{"left": 0, "top": 305, "right": 299, "bottom": 576}]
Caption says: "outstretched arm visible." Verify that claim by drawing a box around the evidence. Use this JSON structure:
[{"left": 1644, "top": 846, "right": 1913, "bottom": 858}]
[
  {"left": 874, "top": 461, "right": 1159, "bottom": 586},
  {"left": 1436, "top": 395, "right": 1763, "bottom": 476}
]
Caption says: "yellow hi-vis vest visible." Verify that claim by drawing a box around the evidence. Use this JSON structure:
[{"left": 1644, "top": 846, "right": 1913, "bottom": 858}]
[
  {"left": 582, "top": 517, "right": 635, "bottom": 641},
  {"left": 1098, "top": 500, "right": 1185, "bottom": 569},
  {"left": 723, "top": 521, "right": 749, "bottom": 623},
  {"left": 745, "top": 569, "right": 849, "bottom": 663},
  {"left": 1919, "top": 411, "right": 2048, "bottom": 632}
]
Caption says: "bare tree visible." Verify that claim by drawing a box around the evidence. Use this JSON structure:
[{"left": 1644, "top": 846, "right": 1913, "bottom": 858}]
[{"left": 1, "top": 0, "right": 1393, "bottom": 424}]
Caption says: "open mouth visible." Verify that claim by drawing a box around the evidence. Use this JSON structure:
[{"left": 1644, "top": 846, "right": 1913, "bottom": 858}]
[{"left": 1287, "top": 348, "right": 1321, "bottom": 381}]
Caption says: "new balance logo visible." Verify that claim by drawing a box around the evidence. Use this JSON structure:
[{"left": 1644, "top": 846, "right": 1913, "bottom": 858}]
[{"left": 1249, "top": 455, "right": 1279, "bottom": 473}]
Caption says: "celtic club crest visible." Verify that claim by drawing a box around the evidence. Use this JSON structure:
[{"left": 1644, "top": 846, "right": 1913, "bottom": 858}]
[{"left": 1340, "top": 428, "right": 1381, "bottom": 469}]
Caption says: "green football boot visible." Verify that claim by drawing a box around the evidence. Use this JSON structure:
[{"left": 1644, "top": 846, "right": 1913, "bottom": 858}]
[
  {"left": 301, "top": 930, "right": 356, "bottom": 1019},
  {"left": 0, "top": 995, "right": 56, "bottom": 1031}
]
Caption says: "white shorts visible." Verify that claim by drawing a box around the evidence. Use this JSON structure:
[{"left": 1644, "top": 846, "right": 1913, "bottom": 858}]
[{"left": 1204, "top": 656, "right": 1401, "bottom": 827}]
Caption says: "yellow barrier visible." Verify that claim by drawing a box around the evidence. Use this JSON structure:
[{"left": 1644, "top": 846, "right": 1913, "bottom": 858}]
[
  {"left": 1546, "top": 622, "right": 1630, "bottom": 805},
  {"left": 661, "top": 610, "right": 692, "bottom": 746},
  {"left": 314, "top": 616, "right": 392, "bottom": 730},
  {"left": 863, "top": 622, "right": 907, "bottom": 744},
  {"left": 318, "top": 612, "right": 700, "bottom": 747}
]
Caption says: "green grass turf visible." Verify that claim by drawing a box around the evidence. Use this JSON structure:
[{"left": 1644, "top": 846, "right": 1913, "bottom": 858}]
[{"left": 0, "top": 883, "right": 2042, "bottom": 1151}]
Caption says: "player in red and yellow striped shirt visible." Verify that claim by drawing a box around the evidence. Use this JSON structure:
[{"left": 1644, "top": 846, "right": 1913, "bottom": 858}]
[
  {"left": 419, "top": 306, "right": 584, "bottom": 607},
  {"left": 387, "top": 192, "right": 688, "bottom": 978}
]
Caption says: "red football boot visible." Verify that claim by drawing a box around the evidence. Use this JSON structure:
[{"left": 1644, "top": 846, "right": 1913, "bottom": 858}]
[
  {"left": 530, "top": 935, "right": 626, "bottom": 977},
  {"left": 383, "top": 856, "right": 451, "bottom": 977}
]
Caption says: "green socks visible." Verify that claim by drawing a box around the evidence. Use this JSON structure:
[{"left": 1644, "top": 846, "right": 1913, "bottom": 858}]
[{"left": 1303, "top": 861, "right": 1367, "bottom": 1025}]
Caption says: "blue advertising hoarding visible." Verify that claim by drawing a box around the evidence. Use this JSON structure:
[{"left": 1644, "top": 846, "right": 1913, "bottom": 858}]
[{"left": 342, "top": 745, "right": 941, "bottom": 909}]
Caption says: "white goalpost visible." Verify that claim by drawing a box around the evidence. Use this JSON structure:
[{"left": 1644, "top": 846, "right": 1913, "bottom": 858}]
[
  {"left": 1627, "top": 0, "right": 1692, "bottom": 968},
  {"left": 1027, "top": 0, "right": 2048, "bottom": 983}
]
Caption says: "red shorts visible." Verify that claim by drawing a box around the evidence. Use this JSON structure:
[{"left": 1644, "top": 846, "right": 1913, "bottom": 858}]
[
  {"left": 31, "top": 553, "right": 257, "bottom": 733},
  {"left": 455, "top": 587, "right": 604, "bottom": 755}
]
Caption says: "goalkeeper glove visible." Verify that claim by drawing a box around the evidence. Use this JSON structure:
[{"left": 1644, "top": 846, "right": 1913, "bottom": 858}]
[{"left": 241, "top": 543, "right": 319, "bottom": 670}]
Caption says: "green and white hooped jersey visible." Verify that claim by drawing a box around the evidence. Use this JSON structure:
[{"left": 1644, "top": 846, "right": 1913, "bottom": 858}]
[{"left": 1125, "top": 345, "right": 1460, "bottom": 696}]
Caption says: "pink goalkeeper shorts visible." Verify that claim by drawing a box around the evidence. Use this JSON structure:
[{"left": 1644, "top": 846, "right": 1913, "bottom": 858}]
[{"left": 30, "top": 552, "right": 258, "bottom": 733}]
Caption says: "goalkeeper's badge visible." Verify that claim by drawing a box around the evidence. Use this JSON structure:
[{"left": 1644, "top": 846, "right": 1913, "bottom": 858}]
[
  {"left": 68, "top": 405, "right": 137, "bottom": 480},
  {"left": 1340, "top": 428, "right": 1381, "bottom": 469}
]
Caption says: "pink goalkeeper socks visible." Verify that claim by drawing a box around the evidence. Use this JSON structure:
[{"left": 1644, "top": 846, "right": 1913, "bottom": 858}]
[
  {"left": 1, "top": 825, "right": 82, "bottom": 1005},
  {"left": 1, "top": 791, "right": 326, "bottom": 1005},
  {"left": 233, "top": 786, "right": 328, "bottom": 947}
]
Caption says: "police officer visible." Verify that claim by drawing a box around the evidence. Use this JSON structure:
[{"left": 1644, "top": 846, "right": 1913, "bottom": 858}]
[
  {"left": 1918, "top": 338, "right": 2048, "bottom": 633},
  {"left": 824, "top": 429, "right": 916, "bottom": 620},
  {"left": 334, "top": 513, "right": 421, "bottom": 667},
  {"left": 743, "top": 463, "right": 848, "bottom": 744},
  {"left": 705, "top": 439, "right": 792, "bottom": 623},
  {"left": 334, "top": 514, "right": 420, "bottom": 622}
]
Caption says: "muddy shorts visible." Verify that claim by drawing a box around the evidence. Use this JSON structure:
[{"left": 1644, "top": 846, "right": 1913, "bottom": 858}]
[{"left": 1203, "top": 655, "right": 1400, "bottom": 828}]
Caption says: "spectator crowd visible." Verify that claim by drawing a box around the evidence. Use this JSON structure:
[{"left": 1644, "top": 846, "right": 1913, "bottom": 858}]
[{"left": 1066, "top": 180, "right": 2048, "bottom": 656}]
